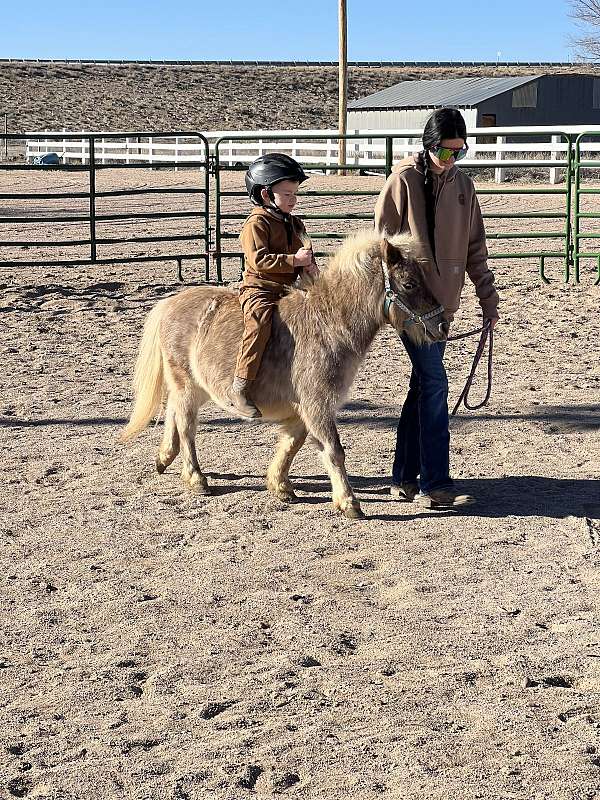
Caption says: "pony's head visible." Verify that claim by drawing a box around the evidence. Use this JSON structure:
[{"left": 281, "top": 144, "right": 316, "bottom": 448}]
[
  {"left": 378, "top": 235, "right": 448, "bottom": 344},
  {"left": 314, "top": 231, "right": 447, "bottom": 345}
]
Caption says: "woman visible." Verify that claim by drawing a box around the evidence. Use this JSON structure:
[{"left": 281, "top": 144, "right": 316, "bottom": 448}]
[{"left": 374, "top": 107, "right": 499, "bottom": 509}]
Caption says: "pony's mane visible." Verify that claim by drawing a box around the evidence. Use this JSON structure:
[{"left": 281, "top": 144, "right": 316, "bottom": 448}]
[{"left": 324, "top": 230, "right": 423, "bottom": 281}]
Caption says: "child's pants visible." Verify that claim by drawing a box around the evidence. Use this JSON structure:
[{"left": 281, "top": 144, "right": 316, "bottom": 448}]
[{"left": 235, "top": 287, "right": 285, "bottom": 380}]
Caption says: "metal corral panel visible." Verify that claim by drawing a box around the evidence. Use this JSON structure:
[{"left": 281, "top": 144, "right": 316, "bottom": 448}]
[
  {"left": 349, "top": 76, "right": 540, "bottom": 110},
  {"left": 347, "top": 108, "right": 477, "bottom": 132}
]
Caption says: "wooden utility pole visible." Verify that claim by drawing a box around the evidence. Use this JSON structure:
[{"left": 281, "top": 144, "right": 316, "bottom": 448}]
[{"left": 338, "top": 0, "right": 347, "bottom": 174}]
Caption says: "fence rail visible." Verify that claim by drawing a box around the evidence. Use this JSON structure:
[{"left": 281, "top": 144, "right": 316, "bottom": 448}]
[
  {"left": 25, "top": 125, "right": 600, "bottom": 185},
  {"left": 212, "top": 130, "right": 577, "bottom": 283},
  {"left": 1, "top": 131, "right": 210, "bottom": 278},
  {"left": 4, "top": 127, "right": 600, "bottom": 284}
]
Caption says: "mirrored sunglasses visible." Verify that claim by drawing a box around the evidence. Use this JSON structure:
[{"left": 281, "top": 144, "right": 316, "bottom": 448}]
[{"left": 431, "top": 144, "right": 469, "bottom": 162}]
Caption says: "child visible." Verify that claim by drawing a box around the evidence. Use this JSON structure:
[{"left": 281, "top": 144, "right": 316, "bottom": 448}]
[{"left": 229, "top": 153, "right": 319, "bottom": 418}]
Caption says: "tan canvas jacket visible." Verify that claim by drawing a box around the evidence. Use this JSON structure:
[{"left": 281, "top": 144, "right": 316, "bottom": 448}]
[
  {"left": 374, "top": 156, "right": 499, "bottom": 320},
  {"left": 240, "top": 206, "right": 307, "bottom": 291}
]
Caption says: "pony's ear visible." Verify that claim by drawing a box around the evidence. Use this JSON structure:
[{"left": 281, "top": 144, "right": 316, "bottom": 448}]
[{"left": 380, "top": 238, "right": 399, "bottom": 265}]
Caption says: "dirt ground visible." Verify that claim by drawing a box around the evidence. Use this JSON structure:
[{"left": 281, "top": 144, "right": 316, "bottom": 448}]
[{"left": 1, "top": 169, "right": 600, "bottom": 800}]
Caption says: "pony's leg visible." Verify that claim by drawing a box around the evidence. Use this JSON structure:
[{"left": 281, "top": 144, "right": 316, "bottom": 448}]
[
  {"left": 164, "top": 360, "right": 210, "bottom": 494},
  {"left": 177, "top": 389, "right": 210, "bottom": 494},
  {"left": 266, "top": 418, "right": 307, "bottom": 502},
  {"left": 156, "top": 397, "right": 180, "bottom": 474},
  {"left": 304, "top": 414, "right": 363, "bottom": 519}
]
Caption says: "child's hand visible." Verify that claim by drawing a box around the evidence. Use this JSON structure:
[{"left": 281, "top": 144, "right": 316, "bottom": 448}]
[{"left": 293, "top": 248, "right": 313, "bottom": 268}]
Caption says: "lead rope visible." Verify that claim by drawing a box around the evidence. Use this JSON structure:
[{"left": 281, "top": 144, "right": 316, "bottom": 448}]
[{"left": 448, "top": 320, "right": 493, "bottom": 416}]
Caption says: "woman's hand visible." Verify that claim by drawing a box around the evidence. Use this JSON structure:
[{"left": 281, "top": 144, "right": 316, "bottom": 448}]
[{"left": 293, "top": 247, "right": 313, "bottom": 268}]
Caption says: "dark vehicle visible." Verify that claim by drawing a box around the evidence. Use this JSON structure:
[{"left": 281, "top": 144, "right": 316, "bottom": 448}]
[{"left": 33, "top": 152, "right": 61, "bottom": 166}]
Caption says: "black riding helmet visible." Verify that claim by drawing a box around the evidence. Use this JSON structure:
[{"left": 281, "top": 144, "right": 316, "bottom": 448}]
[{"left": 245, "top": 153, "right": 308, "bottom": 206}]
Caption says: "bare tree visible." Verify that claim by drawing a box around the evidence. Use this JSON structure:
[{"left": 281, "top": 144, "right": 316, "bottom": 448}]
[{"left": 570, "top": 0, "right": 600, "bottom": 59}]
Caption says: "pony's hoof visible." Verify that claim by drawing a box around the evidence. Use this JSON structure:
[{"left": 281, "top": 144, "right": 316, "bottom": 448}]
[
  {"left": 156, "top": 457, "right": 167, "bottom": 475},
  {"left": 187, "top": 474, "right": 211, "bottom": 495},
  {"left": 344, "top": 503, "right": 365, "bottom": 519},
  {"left": 267, "top": 480, "right": 297, "bottom": 503},
  {"left": 276, "top": 490, "right": 297, "bottom": 503},
  {"left": 190, "top": 483, "right": 211, "bottom": 496},
  {"left": 336, "top": 500, "right": 365, "bottom": 519}
]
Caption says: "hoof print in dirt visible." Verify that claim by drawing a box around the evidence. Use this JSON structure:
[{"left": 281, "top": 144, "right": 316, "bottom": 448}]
[
  {"left": 200, "top": 700, "right": 235, "bottom": 720},
  {"left": 121, "top": 737, "right": 162, "bottom": 755},
  {"left": 332, "top": 632, "right": 357, "bottom": 655},
  {"left": 7, "top": 777, "right": 32, "bottom": 798},
  {"left": 273, "top": 772, "right": 301, "bottom": 792},
  {"left": 298, "top": 655, "right": 321, "bottom": 668},
  {"left": 289, "top": 594, "right": 312, "bottom": 604},
  {"left": 543, "top": 675, "right": 573, "bottom": 688},
  {"left": 7, "top": 744, "right": 27, "bottom": 756},
  {"left": 350, "top": 559, "right": 375, "bottom": 570},
  {"left": 116, "top": 658, "right": 137, "bottom": 668},
  {"left": 237, "top": 764, "right": 263, "bottom": 790},
  {"left": 524, "top": 675, "right": 573, "bottom": 689}
]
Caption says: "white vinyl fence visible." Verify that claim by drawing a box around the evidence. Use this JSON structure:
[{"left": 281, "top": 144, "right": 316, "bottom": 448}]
[{"left": 25, "top": 125, "right": 600, "bottom": 184}]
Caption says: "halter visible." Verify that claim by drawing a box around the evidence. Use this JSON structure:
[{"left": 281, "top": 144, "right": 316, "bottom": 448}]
[{"left": 382, "top": 260, "right": 446, "bottom": 340}]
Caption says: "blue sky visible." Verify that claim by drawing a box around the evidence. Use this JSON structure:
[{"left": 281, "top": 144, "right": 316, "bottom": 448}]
[{"left": 0, "top": 0, "right": 580, "bottom": 62}]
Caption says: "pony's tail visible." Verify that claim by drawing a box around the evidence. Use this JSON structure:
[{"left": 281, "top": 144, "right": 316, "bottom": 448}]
[{"left": 121, "top": 300, "right": 166, "bottom": 443}]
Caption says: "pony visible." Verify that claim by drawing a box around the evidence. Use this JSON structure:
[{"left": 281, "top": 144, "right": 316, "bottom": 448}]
[{"left": 121, "top": 232, "right": 447, "bottom": 518}]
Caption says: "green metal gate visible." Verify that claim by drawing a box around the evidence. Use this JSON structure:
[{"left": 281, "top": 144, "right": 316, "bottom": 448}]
[
  {"left": 0, "top": 131, "right": 211, "bottom": 280},
  {"left": 213, "top": 131, "right": 576, "bottom": 285},
  {"left": 6, "top": 129, "right": 600, "bottom": 285},
  {"left": 574, "top": 132, "right": 600, "bottom": 285}
]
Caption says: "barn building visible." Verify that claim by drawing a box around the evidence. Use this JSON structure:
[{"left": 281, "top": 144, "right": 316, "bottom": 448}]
[{"left": 347, "top": 74, "right": 600, "bottom": 130}]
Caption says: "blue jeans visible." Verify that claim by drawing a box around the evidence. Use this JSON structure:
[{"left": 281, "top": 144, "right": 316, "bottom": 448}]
[{"left": 392, "top": 334, "right": 452, "bottom": 494}]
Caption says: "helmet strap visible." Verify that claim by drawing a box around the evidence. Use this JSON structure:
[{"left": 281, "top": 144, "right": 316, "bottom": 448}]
[{"left": 266, "top": 187, "right": 290, "bottom": 219}]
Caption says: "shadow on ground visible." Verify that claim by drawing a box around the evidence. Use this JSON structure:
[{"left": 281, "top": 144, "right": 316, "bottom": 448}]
[{"left": 204, "top": 470, "right": 600, "bottom": 521}]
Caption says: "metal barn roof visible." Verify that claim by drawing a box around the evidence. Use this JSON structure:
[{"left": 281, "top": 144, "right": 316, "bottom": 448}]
[{"left": 348, "top": 76, "right": 542, "bottom": 110}]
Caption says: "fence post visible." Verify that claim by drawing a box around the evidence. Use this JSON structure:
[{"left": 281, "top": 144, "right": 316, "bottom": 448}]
[
  {"left": 125, "top": 136, "right": 130, "bottom": 165},
  {"left": 89, "top": 136, "right": 97, "bottom": 262},
  {"left": 326, "top": 137, "right": 334, "bottom": 175},
  {"left": 385, "top": 137, "right": 393, "bottom": 178},
  {"left": 174, "top": 135, "right": 179, "bottom": 172},
  {"left": 495, "top": 135, "right": 506, "bottom": 183},
  {"left": 549, "top": 134, "right": 560, "bottom": 185}
]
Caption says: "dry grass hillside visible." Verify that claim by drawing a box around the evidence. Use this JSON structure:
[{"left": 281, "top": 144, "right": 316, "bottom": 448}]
[{"left": 1, "top": 61, "right": 597, "bottom": 133}]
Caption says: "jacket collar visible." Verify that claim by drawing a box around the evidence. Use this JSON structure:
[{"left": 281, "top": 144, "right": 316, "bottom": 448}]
[{"left": 250, "top": 205, "right": 293, "bottom": 224}]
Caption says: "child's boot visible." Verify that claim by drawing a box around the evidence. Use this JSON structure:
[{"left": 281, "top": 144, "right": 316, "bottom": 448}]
[{"left": 228, "top": 376, "right": 261, "bottom": 419}]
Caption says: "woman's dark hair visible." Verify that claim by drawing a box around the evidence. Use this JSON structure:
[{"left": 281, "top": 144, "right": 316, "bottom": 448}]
[{"left": 418, "top": 108, "right": 468, "bottom": 258}]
